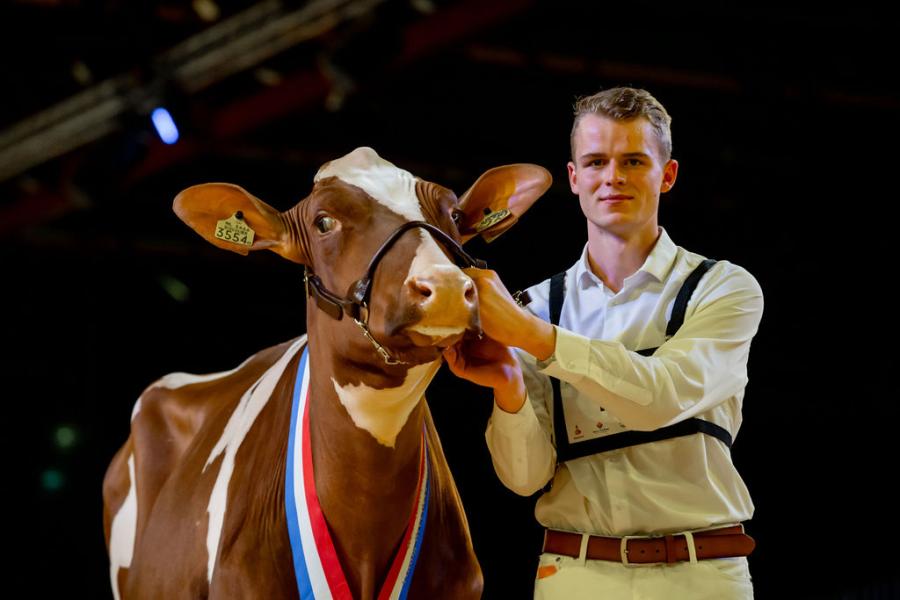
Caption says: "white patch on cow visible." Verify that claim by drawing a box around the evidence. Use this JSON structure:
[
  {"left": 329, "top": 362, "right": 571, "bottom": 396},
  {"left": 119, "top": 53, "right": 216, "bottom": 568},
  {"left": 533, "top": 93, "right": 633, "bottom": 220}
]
[
  {"left": 332, "top": 359, "right": 441, "bottom": 447},
  {"left": 203, "top": 336, "right": 306, "bottom": 583},
  {"left": 131, "top": 356, "right": 256, "bottom": 422},
  {"left": 407, "top": 229, "right": 458, "bottom": 279},
  {"left": 315, "top": 146, "right": 425, "bottom": 222},
  {"left": 411, "top": 326, "right": 465, "bottom": 338},
  {"left": 153, "top": 353, "right": 255, "bottom": 390},
  {"left": 109, "top": 453, "right": 138, "bottom": 600},
  {"left": 314, "top": 148, "right": 466, "bottom": 443},
  {"left": 317, "top": 147, "right": 467, "bottom": 327}
]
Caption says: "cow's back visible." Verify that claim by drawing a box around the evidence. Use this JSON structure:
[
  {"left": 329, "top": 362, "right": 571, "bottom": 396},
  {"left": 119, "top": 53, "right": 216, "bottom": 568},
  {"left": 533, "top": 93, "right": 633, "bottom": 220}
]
[{"left": 103, "top": 337, "right": 304, "bottom": 600}]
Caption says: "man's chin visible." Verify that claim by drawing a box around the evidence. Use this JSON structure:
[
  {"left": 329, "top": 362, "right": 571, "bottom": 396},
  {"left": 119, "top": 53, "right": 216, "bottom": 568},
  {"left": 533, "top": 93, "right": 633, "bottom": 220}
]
[{"left": 584, "top": 213, "right": 656, "bottom": 237}]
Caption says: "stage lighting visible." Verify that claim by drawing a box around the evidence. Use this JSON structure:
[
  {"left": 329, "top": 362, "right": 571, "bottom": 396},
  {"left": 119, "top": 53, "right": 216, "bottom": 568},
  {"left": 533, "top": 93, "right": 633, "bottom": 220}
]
[{"left": 151, "top": 107, "right": 180, "bottom": 144}]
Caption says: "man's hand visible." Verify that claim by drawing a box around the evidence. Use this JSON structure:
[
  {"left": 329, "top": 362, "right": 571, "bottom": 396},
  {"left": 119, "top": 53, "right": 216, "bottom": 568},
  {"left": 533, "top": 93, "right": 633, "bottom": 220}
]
[
  {"left": 465, "top": 268, "right": 556, "bottom": 360},
  {"left": 443, "top": 336, "right": 526, "bottom": 413}
]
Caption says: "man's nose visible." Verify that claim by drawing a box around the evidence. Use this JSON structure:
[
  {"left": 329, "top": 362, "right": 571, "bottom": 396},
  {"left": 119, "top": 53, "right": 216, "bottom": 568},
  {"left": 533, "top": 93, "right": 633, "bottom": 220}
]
[{"left": 603, "top": 161, "right": 626, "bottom": 185}]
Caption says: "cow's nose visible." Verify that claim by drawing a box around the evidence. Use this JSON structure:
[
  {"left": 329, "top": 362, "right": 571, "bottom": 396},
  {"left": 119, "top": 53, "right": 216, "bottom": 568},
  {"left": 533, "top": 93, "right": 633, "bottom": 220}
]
[
  {"left": 404, "top": 265, "right": 479, "bottom": 345},
  {"left": 407, "top": 266, "right": 476, "bottom": 308}
]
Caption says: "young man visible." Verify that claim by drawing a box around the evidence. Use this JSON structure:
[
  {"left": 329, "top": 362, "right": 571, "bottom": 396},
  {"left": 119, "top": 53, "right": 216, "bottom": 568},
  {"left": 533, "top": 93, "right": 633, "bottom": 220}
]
[{"left": 444, "top": 87, "right": 763, "bottom": 599}]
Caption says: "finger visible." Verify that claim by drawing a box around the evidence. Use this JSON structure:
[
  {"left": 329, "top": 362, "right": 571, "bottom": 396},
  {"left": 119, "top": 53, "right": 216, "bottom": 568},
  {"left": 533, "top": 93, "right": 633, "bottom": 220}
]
[
  {"left": 463, "top": 267, "right": 499, "bottom": 283},
  {"left": 442, "top": 345, "right": 467, "bottom": 375}
]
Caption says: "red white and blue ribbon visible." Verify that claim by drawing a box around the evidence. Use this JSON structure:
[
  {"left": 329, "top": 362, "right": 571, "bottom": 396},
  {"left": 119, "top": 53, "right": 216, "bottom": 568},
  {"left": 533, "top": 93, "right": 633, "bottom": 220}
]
[{"left": 286, "top": 346, "right": 430, "bottom": 600}]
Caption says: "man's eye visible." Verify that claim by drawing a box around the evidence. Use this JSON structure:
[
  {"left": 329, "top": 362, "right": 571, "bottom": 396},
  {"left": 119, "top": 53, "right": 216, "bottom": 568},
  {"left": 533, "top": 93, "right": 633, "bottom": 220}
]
[
  {"left": 315, "top": 215, "right": 337, "bottom": 233},
  {"left": 626, "top": 159, "right": 643, "bottom": 166},
  {"left": 590, "top": 159, "right": 604, "bottom": 167}
]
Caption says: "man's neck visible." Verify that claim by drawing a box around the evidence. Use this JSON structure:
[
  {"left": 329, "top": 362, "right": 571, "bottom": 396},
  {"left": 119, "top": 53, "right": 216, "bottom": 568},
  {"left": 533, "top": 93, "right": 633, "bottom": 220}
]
[{"left": 586, "top": 225, "right": 660, "bottom": 293}]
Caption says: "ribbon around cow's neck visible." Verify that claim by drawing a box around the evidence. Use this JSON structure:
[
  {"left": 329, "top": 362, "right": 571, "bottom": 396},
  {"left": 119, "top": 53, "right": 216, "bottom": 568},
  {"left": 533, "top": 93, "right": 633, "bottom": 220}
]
[{"left": 285, "top": 345, "right": 430, "bottom": 600}]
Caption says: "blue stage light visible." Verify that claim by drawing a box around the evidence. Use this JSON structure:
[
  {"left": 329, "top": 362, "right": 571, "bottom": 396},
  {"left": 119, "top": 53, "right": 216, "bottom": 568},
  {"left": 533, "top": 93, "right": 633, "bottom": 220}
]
[{"left": 151, "top": 107, "right": 180, "bottom": 144}]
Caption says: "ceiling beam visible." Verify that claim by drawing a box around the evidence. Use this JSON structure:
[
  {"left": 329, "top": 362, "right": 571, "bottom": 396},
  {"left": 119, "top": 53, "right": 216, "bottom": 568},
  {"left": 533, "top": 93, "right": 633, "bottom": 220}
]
[{"left": 0, "top": 0, "right": 386, "bottom": 184}]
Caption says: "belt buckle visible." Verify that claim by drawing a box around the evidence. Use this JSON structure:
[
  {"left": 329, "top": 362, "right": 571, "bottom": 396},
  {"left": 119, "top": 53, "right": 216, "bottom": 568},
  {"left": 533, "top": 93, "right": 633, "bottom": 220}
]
[{"left": 619, "top": 535, "right": 641, "bottom": 567}]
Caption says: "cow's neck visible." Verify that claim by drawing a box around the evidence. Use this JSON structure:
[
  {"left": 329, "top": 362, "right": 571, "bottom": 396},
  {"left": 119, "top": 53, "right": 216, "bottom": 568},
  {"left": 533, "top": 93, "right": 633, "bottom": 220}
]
[{"left": 306, "top": 318, "right": 440, "bottom": 599}]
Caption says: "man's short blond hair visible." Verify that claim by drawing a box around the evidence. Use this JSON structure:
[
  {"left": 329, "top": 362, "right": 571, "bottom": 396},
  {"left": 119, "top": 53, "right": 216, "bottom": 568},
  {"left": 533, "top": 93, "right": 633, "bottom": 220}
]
[{"left": 570, "top": 87, "right": 673, "bottom": 161}]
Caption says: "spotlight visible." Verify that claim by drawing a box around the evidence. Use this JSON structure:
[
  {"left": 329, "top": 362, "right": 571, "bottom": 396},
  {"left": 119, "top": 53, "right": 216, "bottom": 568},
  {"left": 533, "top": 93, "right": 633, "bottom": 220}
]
[
  {"left": 151, "top": 107, "right": 180, "bottom": 144},
  {"left": 41, "top": 469, "right": 65, "bottom": 492},
  {"left": 54, "top": 425, "right": 79, "bottom": 450}
]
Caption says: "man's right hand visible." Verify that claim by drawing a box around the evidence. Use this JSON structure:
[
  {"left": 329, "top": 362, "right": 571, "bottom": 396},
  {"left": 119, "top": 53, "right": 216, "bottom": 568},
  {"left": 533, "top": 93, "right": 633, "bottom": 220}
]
[
  {"left": 463, "top": 268, "right": 556, "bottom": 360},
  {"left": 443, "top": 336, "right": 526, "bottom": 413}
]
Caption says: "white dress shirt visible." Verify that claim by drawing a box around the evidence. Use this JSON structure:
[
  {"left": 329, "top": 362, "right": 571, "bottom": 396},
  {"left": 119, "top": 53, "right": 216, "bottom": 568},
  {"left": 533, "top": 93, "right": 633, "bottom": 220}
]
[{"left": 485, "top": 228, "right": 764, "bottom": 537}]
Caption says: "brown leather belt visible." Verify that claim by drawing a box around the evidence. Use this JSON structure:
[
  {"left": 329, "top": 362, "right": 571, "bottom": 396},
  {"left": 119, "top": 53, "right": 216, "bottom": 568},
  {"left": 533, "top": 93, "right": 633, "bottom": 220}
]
[{"left": 542, "top": 525, "right": 755, "bottom": 565}]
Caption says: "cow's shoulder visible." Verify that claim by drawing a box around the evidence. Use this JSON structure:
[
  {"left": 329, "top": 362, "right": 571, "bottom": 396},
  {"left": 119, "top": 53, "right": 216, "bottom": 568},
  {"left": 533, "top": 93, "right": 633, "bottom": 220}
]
[
  {"left": 133, "top": 337, "right": 301, "bottom": 440},
  {"left": 143, "top": 337, "right": 301, "bottom": 405},
  {"left": 113, "top": 338, "right": 305, "bottom": 598},
  {"left": 124, "top": 337, "right": 304, "bottom": 521}
]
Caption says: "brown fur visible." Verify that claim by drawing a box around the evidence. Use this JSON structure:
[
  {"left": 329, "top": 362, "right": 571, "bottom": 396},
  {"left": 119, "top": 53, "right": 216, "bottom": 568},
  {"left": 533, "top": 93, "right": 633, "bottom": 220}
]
[{"left": 103, "top": 149, "right": 550, "bottom": 598}]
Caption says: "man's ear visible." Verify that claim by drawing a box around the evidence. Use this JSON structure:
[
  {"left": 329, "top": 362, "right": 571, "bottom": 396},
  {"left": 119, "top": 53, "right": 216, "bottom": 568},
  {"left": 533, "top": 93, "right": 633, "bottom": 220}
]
[
  {"left": 173, "top": 183, "right": 307, "bottom": 264},
  {"left": 457, "top": 164, "right": 552, "bottom": 243},
  {"left": 566, "top": 161, "right": 579, "bottom": 194},
  {"left": 660, "top": 159, "right": 679, "bottom": 193}
]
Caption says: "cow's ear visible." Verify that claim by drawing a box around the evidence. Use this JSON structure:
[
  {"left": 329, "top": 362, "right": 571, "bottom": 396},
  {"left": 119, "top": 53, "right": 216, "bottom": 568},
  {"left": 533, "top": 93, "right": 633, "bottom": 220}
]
[
  {"left": 456, "top": 164, "right": 552, "bottom": 243},
  {"left": 173, "top": 183, "right": 307, "bottom": 264}
]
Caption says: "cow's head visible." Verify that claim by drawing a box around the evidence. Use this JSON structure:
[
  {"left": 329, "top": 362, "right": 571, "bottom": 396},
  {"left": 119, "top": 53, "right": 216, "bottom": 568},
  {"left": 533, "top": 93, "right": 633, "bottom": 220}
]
[{"left": 173, "top": 147, "right": 549, "bottom": 379}]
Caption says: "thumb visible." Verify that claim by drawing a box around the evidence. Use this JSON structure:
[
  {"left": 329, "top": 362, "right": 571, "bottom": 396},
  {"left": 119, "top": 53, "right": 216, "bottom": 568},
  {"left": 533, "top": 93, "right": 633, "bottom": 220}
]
[
  {"left": 442, "top": 345, "right": 455, "bottom": 362},
  {"left": 442, "top": 345, "right": 462, "bottom": 371}
]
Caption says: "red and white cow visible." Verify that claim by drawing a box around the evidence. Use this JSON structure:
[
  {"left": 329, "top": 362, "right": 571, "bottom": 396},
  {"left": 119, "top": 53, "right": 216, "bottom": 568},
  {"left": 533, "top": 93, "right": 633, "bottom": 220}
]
[{"left": 102, "top": 147, "right": 550, "bottom": 599}]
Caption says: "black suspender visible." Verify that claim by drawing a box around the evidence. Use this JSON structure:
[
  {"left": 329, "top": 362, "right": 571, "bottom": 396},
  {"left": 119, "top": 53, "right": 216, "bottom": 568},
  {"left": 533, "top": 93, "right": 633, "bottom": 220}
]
[
  {"left": 548, "top": 273, "right": 571, "bottom": 464},
  {"left": 666, "top": 259, "right": 717, "bottom": 338},
  {"left": 547, "top": 259, "right": 734, "bottom": 463}
]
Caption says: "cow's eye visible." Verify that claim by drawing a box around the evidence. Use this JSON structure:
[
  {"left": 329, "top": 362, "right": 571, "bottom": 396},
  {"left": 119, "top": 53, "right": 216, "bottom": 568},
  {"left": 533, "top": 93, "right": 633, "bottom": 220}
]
[
  {"left": 451, "top": 210, "right": 463, "bottom": 226},
  {"left": 314, "top": 215, "right": 337, "bottom": 233}
]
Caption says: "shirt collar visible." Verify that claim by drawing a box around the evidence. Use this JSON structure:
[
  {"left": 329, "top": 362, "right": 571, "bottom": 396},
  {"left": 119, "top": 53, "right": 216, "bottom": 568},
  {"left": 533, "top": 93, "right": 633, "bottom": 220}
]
[
  {"left": 576, "top": 227, "right": 679, "bottom": 290},
  {"left": 640, "top": 227, "right": 678, "bottom": 283}
]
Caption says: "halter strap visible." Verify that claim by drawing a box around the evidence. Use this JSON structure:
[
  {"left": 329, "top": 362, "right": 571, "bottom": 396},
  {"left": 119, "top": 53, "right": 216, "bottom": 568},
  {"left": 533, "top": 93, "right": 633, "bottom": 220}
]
[
  {"left": 304, "top": 221, "right": 486, "bottom": 365},
  {"left": 305, "top": 221, "right": 485, "bottom": 322}
]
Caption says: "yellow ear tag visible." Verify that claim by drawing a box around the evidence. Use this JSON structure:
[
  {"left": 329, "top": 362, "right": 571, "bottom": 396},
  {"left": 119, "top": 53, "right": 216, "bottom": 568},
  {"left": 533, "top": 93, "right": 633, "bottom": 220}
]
[
  {"left": 215, "top": 211, "right": 255, "bottom": 247},
  {"left": 474, "top": 207, "right": 511, "bottom": 233}
]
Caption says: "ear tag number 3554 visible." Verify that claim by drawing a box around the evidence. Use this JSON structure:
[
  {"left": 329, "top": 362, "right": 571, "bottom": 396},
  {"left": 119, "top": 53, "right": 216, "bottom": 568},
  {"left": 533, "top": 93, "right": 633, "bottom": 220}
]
[{"left": 215, "top": 212, "right": 255, "bottom": 247}]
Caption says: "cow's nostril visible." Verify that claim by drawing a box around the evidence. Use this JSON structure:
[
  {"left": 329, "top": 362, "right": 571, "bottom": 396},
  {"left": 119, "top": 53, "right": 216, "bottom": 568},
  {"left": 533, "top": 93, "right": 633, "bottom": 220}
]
[
  {"left": 464, "top": 280, "right": 476, "bottom": 302},
  {"left": 409, "top": 277, "right": 434, "bottom": 299}
]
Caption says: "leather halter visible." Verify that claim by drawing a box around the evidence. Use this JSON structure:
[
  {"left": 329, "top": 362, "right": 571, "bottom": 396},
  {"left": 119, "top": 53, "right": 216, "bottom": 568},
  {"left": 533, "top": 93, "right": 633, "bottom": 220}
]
[{"left": 304, "top": 220, "right": 486, "bottom": 365}]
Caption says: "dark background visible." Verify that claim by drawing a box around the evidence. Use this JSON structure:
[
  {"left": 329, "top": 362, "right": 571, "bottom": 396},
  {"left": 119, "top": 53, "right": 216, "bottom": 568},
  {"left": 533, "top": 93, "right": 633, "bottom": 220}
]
[{"left": 4, "top": 1, "right": 897, "bottom": 598}]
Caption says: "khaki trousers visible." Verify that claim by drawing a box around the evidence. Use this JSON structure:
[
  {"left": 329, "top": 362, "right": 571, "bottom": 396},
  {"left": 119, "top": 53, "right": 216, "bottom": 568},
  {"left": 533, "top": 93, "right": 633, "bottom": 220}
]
[{"left": 533, "top": 552, "right": 753, "bottom": 599}]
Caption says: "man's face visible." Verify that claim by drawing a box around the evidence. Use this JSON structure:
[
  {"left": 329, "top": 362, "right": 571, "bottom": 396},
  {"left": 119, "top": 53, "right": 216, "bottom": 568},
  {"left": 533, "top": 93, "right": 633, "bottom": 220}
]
[{"left": 567, "top": 114, "right": 678, "bottom": 239}]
